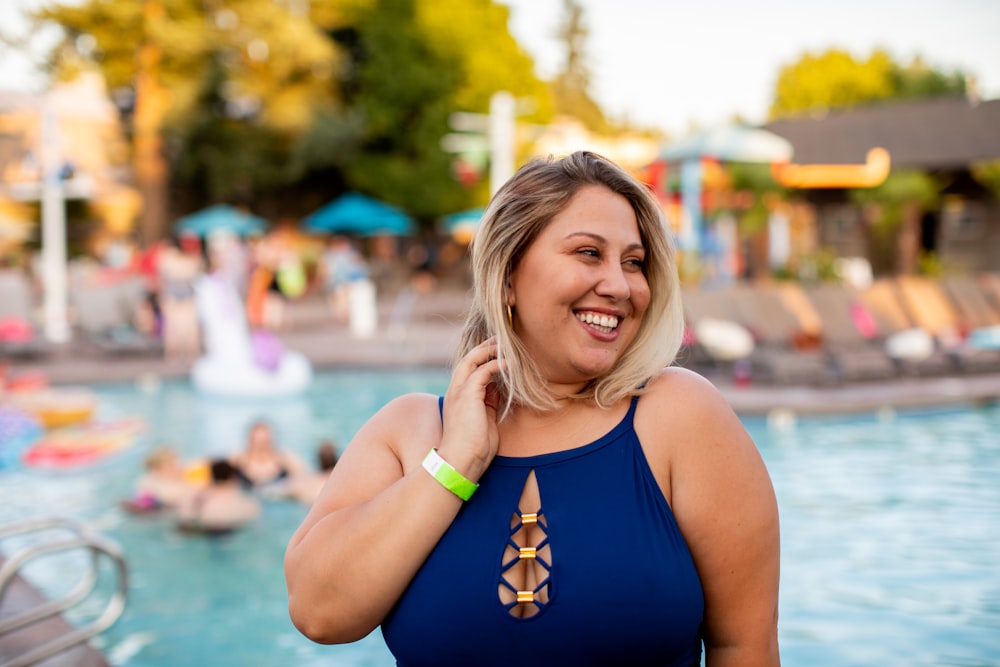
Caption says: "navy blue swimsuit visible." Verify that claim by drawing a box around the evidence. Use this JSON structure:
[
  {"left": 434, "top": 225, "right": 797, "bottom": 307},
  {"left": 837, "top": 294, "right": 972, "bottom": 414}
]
[{"left": 382, "top": 396, "right": 704, "bottom": 666}]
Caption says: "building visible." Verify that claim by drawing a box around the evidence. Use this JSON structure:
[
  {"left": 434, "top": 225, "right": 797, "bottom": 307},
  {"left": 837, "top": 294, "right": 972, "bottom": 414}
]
[{"left": 764, "top": 95, "right": 1000, "bottom": 274}]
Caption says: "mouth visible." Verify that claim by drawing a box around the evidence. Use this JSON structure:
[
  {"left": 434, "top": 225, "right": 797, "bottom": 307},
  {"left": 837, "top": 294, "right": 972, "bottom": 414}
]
[{"left": 575, "top": 311, "right": 620, "bottom": 334}]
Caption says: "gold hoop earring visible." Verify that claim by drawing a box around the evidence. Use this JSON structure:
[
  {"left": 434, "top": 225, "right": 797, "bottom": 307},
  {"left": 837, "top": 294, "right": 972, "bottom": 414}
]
[{"left": 506, "top": 304, "right": 513, "bottom": 329}]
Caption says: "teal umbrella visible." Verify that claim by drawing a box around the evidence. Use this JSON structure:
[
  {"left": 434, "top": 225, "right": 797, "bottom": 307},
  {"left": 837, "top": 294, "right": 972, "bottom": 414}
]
[
  {"left": 175, "top": 204, "right": 268, "bottom": 238},
  {"left": 440, "top": 207, "right": 485, "bottom": 242},
  {"left": 302, "top": 193, "right": 415, "bottom": 237}
]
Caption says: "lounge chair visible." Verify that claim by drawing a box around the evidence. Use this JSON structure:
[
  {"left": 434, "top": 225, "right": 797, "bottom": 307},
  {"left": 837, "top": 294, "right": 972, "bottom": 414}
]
[
  {"left": 679, "top": 285, "right": 754, "bottom": 372},
  {"left": 800, "top": 282, "right": 899, "bottom": 383},
  {"left": 940, "top": 274, "right": 1000, "bottom": 329},
  {"left": 69, "top": 276, "right": 163, "bottom": 356},
  {"left": 895, "top": 275, "right": 1000, "bottom": 374},
  {"left": 0, "top": 269, "right": 48, "bottom": 359},
  {"left": 980, "top": 273, "right": 1000, "bottom": 312},
  {"left": 940, "top": 274, "right": 1000, "bottom": 351},
  {"left": 726, "top": 282, "right": 833, "bottom": 386},
  {"left": 858, "top": 279, "right": 955, "bottom": 377}
]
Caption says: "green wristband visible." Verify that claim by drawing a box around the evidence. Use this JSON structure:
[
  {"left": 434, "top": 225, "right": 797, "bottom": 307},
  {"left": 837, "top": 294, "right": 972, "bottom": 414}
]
[{"left": 422, "top": 448, "right": 479, "bottom": 501}]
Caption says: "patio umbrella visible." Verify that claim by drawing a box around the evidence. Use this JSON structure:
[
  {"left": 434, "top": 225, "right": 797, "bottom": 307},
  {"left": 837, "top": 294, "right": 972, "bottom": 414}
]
[
  {"left": 659, "top": 124, "right": 793, "bottom": 256},
  {"left": 302, "top": 193, "right": 415, "bottom": 237},
  {"left": 659, "top": 123, "right": 794, "bottom": 163},
  {"left": 440, "top": 207, "right": 485, "bottom": 243},
  {"left": 175, "top": 204, "right": 268, "bottom": 238}
]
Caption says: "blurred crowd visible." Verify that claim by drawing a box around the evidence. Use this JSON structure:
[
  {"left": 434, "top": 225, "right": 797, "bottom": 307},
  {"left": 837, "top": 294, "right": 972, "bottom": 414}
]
[
  {"left": 127, "top": 419, "right": 340, "bottom": 535},
  {"left": 0, "top": 226, "right": 473, "bottom": 360}
]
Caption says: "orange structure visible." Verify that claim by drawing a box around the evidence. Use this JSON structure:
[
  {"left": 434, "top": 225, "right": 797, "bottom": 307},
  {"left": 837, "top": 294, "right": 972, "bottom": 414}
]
[{"left": 772, "top": 147, "right": 891, "bottom": 189}]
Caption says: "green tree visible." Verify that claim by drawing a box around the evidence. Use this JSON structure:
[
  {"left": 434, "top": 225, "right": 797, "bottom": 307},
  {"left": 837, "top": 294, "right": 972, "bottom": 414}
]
[
  {"left": 550, "top": 0, "right": 607, "bottom": 133},
  {"left": 337, "top": 0, "right": 465, "bottom": 221},
  {"left": 33, "top": 0, "right": 549, "bottom": 232},
  {"left": 341, "top": 0, "right": 551, "bottom": 220},
  {"left": 849, "top": 170, "right": 943, "bottom": 274},
  {"left": 769, "top": 48, "right": 967, "bottom": 119},
  {"left": 37, "top": 0, "right": 346, "bottom": 241},
  {"left": 971, "top": 160, "right": 1000, "bottom": 198},
  {"left": 418, "top": 0, "right": 552, "bottom": 121}
]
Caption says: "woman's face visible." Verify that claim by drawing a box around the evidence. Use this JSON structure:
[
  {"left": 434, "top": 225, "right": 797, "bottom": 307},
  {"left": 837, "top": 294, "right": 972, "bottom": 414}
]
[
  {"left": 508, "top": 185, "right": 650, "bottom": 391},
  {"left": 248, "top": 424, "right": 275, "bottom": 453}
]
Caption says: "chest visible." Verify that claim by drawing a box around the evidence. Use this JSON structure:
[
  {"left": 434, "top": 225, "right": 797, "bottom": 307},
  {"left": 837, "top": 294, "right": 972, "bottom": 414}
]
[{"left": 383, "top": 438, "right": 705, "bottom": 666}]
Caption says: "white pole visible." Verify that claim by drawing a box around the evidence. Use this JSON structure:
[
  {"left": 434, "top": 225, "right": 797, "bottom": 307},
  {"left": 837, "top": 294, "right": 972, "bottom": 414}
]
[
  {"left": 40, "top": 102, "right": 70, "bottom": 343},
  {"left": 489, "top": 91, "right": 516, "bottom": 196}
]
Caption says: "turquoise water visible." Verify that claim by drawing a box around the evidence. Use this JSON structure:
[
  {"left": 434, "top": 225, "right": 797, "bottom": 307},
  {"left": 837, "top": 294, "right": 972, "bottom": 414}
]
[{"left": 1, "top": 371, "right": 998, "bottom": 666}]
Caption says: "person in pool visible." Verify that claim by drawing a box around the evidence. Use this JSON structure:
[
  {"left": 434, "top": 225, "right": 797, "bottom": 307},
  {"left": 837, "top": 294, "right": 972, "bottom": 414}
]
[
  {"left": 178, "top": 459, "right": 260, "bottom": 535},
  {"left": 230, "top": 419, "right": 305, "bottom": 489},
  {"left": 126, "top": 445, "right": 200, "bottom": 512},
  {"left": 284, "top": 151, "right": 780, "bottom": 666}
]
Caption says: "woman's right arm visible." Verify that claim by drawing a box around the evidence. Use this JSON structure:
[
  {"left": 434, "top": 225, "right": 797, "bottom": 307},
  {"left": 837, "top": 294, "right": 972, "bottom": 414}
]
[{"left": 284, "top": 340, "right": 501, "bottom": 644}]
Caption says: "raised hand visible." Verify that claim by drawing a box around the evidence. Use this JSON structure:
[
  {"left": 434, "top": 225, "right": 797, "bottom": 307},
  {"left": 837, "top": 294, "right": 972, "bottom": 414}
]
[{"left": 439, "top": 337, "right": 504, "bottom": 481}]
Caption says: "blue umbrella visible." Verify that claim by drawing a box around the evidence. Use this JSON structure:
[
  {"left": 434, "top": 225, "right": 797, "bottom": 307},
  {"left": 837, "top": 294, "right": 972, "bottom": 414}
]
[
  {"left": 175, "top": 204, "right": 268, "bottom": 238},
  {"left": 302, "top": 192, "right": 415, "bottom": 237}
]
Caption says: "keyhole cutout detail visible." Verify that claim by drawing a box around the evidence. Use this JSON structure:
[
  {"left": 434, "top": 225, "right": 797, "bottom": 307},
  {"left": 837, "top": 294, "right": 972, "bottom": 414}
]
[{"left": 498, "top": 469, "right": 552, "bottom": 618}]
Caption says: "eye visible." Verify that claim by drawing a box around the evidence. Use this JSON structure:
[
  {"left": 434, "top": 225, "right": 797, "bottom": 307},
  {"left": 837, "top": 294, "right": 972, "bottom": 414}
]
[
  {"left": 623, "top": 256, "right": 646, "bottom": 271},
  {"left": 577, "top": 248, "right": 600, "bottom": 259}
]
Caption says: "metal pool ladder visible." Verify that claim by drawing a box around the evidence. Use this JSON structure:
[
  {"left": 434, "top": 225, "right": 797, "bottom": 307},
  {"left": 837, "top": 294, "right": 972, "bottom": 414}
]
[{"left": 0, "top": 516, "right": 127, "bottom": 667}]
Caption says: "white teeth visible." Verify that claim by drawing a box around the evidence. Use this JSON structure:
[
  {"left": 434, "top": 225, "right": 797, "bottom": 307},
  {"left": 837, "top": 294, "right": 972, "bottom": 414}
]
[{"left": 576, "top": 312, "right": 619, "bottom": 332}]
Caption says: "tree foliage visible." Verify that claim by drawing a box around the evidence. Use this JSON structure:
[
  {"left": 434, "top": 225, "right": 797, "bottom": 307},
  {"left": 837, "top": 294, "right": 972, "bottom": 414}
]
[
  {"left": 550, "top": 0, "right": 607, "bottom": 133},
  {"left": 32, "top": 0, "right": 550, "bottom": 228},
  {"left": 339, "top": 0, "right": 465, "bottom": 219},
  {"left": 769, "top": 48, "right": 968, "bottom": 119},
  {"left": 970, "top": 160, "right": 1000, "bottom": 198}
]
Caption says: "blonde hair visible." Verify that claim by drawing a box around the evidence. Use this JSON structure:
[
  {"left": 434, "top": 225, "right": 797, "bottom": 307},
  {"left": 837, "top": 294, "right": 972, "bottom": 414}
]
[
  {"left": 145, "top": 445, "right": 179, "bottom": 471},
  {"left": 454, "top": 151, "right": 684, "bottom": 415}
]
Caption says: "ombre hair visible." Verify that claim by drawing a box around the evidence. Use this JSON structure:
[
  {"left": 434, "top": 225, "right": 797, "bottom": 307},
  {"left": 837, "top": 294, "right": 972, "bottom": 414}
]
[{"left": 454, "top": 151, "right": 684, "bottom": 415}]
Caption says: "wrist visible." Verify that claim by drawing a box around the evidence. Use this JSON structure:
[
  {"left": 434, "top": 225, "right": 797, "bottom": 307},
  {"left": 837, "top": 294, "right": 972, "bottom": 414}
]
[{"left": 422, "top": 448, "right": 479, "bottom": 501}]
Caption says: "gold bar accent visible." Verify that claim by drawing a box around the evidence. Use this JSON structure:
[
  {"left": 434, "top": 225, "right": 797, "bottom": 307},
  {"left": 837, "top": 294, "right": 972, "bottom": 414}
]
[
  {"left": 519, "top": 547, "right": 536, "bottom": 560},
  {"left": 520, "top": 513, "right": 538, "bottom": 525},
  {"left": 516, "top": 591, "right": 534, "bottom": 603}
]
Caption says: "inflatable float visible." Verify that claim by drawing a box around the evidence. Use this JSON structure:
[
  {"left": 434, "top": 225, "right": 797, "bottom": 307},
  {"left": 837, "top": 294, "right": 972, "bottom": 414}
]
[
  {"left": 7, "top": 386, "right": 97, "bottom": 429},
  {"left": 0, "top": 406, "right": 43, "bottom": 469},
  {"left": 190, "top": 273, "right": 312, "bottom": 397},
  {"left": 22, "top": 417, "right": 146, "bottom": 469}
]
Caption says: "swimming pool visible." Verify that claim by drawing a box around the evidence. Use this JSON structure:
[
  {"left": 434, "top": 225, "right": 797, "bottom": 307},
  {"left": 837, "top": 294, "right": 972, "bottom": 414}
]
[{"left": 1, "top": 371, "right": 998, "bottom": 666}]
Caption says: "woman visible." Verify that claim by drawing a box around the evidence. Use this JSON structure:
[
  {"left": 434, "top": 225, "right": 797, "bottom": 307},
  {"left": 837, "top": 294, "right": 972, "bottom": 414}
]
[
  {"left": 285, "top": 151, "right": 780, "bottom": 666},
  {"left": 177, "top": 459, "right": 261, "bottom": 535},
  {"left": 230, "top": 419, "right": 304, "bottom": 488}
]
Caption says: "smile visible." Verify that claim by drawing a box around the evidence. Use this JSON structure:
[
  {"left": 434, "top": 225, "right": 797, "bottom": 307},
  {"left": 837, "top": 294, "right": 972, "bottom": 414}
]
[{"left": 575, "top": 311, "right": 619, "bottom": 334}]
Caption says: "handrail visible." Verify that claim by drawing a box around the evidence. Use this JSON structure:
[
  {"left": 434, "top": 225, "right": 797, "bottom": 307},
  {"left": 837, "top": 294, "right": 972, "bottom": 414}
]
[{"left": 0, "top": 516, "right": 127, "bottom": 667}]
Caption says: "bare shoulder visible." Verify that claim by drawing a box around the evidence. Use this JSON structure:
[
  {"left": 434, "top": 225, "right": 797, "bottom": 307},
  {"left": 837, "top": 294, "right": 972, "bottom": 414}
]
[
  {"left": 636, "top": 367, "right": 743, "bottom": 445},
  {"left": 634, "top": 367, "right": 760, "bottom": 497},
  {"left": 641, "top": 373, "right": 780, "bottom": 658},
  {"left": 310, "top": 392, "right": 442, "bottom": 512},
  {"left": 360, "top": 392, "right": 443, "bottom": 465}
]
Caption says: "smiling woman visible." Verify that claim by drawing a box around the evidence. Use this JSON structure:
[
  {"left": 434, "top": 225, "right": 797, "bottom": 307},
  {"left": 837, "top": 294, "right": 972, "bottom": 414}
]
[{"left": 284, "top": 151, "right": 780, "bottom": 666}]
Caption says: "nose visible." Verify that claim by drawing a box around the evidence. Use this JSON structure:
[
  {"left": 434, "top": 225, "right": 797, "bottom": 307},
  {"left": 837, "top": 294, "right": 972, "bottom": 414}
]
[{"left": 595, "top": 260, "right": 631, "bottom": 301}]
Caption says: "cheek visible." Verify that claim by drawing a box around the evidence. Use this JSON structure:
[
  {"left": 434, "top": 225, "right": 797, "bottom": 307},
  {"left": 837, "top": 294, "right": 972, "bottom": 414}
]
[{"left": 630, "top": 277, "right": 652, "bottom": 317}]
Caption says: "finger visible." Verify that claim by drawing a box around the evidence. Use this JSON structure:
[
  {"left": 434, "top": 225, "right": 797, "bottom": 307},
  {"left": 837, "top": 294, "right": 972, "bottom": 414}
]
[{"left": 453, "top": 340, "right": 498, "bottom": 380}]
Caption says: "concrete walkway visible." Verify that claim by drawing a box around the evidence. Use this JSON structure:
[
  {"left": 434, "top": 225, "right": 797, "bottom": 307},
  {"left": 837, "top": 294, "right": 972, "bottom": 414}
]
[{"left": 4, "top": 288, "right": 999, "bottom": 416}]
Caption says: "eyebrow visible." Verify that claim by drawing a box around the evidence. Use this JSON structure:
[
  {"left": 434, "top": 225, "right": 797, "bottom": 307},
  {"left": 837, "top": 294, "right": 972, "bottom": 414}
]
[{"left": 564, "top": 232, "right": 645, "bottom": 252}]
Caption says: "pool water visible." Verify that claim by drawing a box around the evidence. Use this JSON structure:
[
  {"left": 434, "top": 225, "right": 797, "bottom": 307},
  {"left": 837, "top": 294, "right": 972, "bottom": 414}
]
[{"left": 1, "top": 371, "right": 998, "bottom": 666}]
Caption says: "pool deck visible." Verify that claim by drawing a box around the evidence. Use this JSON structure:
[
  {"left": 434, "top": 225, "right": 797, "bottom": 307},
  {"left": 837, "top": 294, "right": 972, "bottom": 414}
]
[{"left": 4, "top": 287, "right": 999, "bottom": 416}]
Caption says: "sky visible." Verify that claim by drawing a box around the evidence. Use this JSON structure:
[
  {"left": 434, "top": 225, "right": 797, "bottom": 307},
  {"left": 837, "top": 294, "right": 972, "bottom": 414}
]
[
  {"left": 2, "top": 0, "right": 999, "bottom": 137},
  {"left": 500, "top": 0, "right": 1000, "bottom": 135}
]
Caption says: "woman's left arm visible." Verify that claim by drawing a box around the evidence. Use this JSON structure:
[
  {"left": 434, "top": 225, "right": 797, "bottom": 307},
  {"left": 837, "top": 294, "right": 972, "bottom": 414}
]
[{"left": 644, "top": 369, "right": 781, "bottom": 667}]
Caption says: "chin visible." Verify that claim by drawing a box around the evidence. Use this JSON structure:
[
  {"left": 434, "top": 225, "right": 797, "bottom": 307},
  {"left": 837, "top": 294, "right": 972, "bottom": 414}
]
[{"left": 569, "top": 358, "right": 618, "bottom": 381}]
